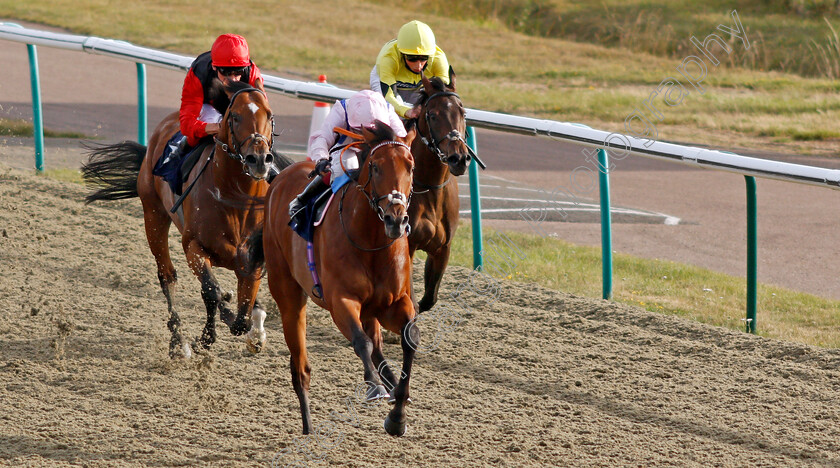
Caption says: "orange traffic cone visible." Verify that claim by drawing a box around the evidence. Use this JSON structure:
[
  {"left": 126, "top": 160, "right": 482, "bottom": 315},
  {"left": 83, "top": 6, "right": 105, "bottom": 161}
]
[{"left": 307, "top": 75, "right": 332, "bottom": 156}]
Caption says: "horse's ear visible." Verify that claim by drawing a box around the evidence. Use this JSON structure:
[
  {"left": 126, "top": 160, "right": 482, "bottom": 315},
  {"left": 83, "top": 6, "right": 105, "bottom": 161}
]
[
  {"left": 361, "top": 125, "right": 377, "bottom": 144},
  {"left": 420, "top": 70, "right": 434, "bottom": 95},
  {"left": 403, "top": 126, "right": 416, "bottom": 147},
  {"left": 448, "top": 66, "right": 456, "bottom": 91},
  {"left": 216, "top": 116, "right": 228, "bottom": 142}
]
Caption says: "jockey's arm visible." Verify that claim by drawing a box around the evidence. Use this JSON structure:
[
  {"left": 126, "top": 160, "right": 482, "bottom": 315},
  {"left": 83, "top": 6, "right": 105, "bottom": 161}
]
[
  {"left": 307, "top": 103, "right": 346, "bottom": 162},
  {"left": 179, "top": 71, "right": 210, "bottom": 146},
  {"left": 376, "top": 54, "right": 413, "bottom": 118}
]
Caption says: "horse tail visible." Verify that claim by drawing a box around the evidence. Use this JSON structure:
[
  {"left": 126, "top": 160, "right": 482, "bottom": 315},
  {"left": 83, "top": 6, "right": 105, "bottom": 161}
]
[
  {"left": 81, "top": 140, "right": 146, "bottom": 204},
  {"left": 242, "top": 226, "right": 265, "bottom": 276}
]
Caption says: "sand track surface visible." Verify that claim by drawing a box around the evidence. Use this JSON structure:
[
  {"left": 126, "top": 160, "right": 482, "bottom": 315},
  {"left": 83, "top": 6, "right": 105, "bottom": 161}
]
[{"left": 1, "top": 166, "right": 839, "bottom": 467}]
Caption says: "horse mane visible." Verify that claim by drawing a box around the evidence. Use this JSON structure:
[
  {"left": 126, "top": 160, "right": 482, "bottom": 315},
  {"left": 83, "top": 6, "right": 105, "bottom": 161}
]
[
  {"left": 207, "top": 79, "right": 255, "bottom": 115},
  {"left": 358, "top": 120, "right": 399, "bottom": 166},
  {"left": 417, "top": 76, "right": 449, "bottom": 103}
]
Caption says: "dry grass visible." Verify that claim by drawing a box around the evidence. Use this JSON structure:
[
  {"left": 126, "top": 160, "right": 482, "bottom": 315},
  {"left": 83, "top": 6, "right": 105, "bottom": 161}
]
[{"left": 1, "top": 0, "right": 838, "bottom": 155}]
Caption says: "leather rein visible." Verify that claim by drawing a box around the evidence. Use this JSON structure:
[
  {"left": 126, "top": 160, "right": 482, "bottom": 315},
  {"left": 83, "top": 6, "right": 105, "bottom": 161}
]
[
  {"left": 213, "top": 87, "right": 277, "bottom": 174},
  {"left": 336, "top": 131, "right": 414, "bottom": 251}
]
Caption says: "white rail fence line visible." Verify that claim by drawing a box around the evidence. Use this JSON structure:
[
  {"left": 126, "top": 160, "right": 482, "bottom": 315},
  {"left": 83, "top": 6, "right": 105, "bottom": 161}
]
[{"left": 3, "top": 23, "right": 838, "bottom": 333}]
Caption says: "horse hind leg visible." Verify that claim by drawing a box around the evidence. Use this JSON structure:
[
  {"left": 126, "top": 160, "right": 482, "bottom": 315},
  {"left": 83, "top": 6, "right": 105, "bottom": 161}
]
[
  {"left": 142, "top": 200, "right": 191, "bottom": 358},
  {"left": 418, "top": 245, "right": 452, "bottom": 313},
  {"left": 267, "top": 260, "right": 312, "bottom": 433}
]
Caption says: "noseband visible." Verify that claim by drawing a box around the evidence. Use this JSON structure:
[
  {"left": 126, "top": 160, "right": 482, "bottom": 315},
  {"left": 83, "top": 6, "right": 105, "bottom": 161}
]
[{"left": 213, "top": 87, "right": 276, "bottom": 172}]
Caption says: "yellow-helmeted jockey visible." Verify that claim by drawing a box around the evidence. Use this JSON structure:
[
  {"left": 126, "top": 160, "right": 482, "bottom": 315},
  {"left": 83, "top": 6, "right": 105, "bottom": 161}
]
[{"left": 369, "top": 20, "right": 451, "bottom": 120}]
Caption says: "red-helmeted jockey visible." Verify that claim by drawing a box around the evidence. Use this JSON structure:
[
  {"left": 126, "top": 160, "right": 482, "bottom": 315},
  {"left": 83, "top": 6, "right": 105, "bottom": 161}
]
[{"left": 169, "top": 34, "right": 265, "bottom": 159}]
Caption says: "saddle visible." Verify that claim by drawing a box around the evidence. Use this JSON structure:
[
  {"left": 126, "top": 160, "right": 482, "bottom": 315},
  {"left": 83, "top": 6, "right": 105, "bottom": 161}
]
[
  {"left": 289, "top": 182, "right": 334, "bottom": 243},
  {"left": 152, "top": 132, "right": 213, "bottom": 195}
]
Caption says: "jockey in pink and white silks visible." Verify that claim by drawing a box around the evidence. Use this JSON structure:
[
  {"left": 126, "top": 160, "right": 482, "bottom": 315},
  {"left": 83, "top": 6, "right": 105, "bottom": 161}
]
[{"left": 288, "top": 90, "right": 407, "bottom": 217}]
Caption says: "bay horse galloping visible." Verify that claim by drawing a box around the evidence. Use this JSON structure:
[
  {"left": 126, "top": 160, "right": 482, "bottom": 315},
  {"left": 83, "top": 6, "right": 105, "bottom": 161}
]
[
  {"left": 252, "top": 122, "right": 418, "bottom": 436},
  {"left": 409, "top": 72, "right": 472, "bottom": 312},
  {"left": 83, "top": 80, "right": 287, "bottom": 357}
]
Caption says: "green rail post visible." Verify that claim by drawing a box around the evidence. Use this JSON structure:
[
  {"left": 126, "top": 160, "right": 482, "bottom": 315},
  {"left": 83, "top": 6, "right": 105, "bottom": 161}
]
[
  {"left": 598, "top": 148, "right": 613, "bottom": 300},
  {"left": 15, "top": 23, "right": 45, "bottom": 173},
  {"left": 466, "top": 126, "right": 483, "bottom": 270},
  {"left": 136, "top": 63, "right": 147, "bottom": 145},
  {"left": 745, "top": 175, "right": 757, "bottom": 333}
]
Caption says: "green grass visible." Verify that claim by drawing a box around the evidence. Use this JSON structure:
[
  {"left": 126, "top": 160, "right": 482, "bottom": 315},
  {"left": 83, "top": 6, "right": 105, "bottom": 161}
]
[
  {"left": 42, "top": 168, "right": 83, "bottom": 183},
  {"left": 442, "top": 223, "right": 840, "bottom": 349},
  {"left": 0, "top": 118, "right": 89, "bottom": 139},
  {"left": 1, "top": 0, "right": 839, "bottom": 156},
  {"left": 373, "top": 0, "right": 840, "bottom": 78}
]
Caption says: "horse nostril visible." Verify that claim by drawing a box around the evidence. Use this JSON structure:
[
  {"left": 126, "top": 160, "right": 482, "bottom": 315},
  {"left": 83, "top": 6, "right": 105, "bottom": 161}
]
[
  {"left": 402, "top": 215, "right": 409, "bottom": 226},
  {"left": 447, "top": 155, "right": 459, "bottom": 165},
  {"left": 265, "top": 153, "right": 274, "bottom": 164},
  {"left": 384, "top": 214, "right": 394, "bottom": 224},
  {"left": 245, "top": 155, "right": 257, "bottom": 165}
]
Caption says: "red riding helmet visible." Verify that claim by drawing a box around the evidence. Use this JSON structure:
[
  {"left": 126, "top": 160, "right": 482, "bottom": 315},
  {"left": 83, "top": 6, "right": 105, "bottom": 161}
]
[{"left": 211, "top": 34, "right": 250, "bottom": 68}]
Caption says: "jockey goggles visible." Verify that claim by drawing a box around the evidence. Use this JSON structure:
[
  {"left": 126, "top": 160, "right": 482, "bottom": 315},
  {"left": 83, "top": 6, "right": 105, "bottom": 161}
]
[
  {"left": 217, "top": 66, "right": 247, "bottom": 77},
  {"left": 405, "top": 55, "right": 429, "bottom": 63}
]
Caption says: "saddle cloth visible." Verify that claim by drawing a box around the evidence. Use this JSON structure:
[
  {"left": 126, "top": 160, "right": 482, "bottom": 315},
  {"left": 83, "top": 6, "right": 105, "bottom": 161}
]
[
  {"left": 152, "top": 132, "right": 212, "bottom": 195},
  {"left": 289, "top": 176, "right": 350, "bottom": 242}
]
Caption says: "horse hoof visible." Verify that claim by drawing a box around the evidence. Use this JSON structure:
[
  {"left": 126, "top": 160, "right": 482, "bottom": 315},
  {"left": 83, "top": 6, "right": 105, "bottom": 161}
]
[
  {"left": 366, "top": 384, "right": 389, "bottom": 402},
  {"left": 169, "top": 341, "right": 192, "bottom": 359},
  {"left": 245, "top": 333, "right": 265, "bottom": 354},
  {"left": 383, "top": 414, "right": 407, "bottom": 437},
  {"left": 418, "top": 297, "right": 434, "bottom": 313},
  {"left": 387, "top": 395, "right": 413, "bottom": 405},
  {"left": 229, "top": 318, "right": 250, "bottom": 336}
]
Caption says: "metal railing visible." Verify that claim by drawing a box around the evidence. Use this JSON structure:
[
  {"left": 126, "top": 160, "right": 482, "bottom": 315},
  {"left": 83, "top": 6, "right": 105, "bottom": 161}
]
[{"left": 4, "top": 23, "right": 840, "bottom": 333}]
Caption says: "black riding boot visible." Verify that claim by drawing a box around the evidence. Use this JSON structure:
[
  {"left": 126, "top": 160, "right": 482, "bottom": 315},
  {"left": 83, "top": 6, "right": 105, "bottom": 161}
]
[{"left": 289, "top": 177, "right": 329, "bottom": 217}]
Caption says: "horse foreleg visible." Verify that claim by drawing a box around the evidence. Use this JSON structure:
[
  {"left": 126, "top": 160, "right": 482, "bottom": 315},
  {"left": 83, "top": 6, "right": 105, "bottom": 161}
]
[
  {"left": 378, "top": 296, "right": 418, "bottom": 437},
  {"left": 364, "top": 319, "right": 398, "bottom": 396},
  {"left": 142, "top": 200, "right": 190, "bottom": 359},
  {"left": 418, "top": 245, "right": 452, "bottom": 312},
  {"left": 184, "top": 241, "right": 226, "bottom": 349},
  {"left": 226, "top": 272, "right": 257, "bottom": 335},
  {"left": 333, "top": 300, "right": 388, "bottom": 402}
]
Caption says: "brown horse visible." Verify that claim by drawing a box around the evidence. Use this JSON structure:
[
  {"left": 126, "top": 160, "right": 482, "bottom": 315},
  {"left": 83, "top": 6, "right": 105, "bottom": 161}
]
[
  {"left": 250, "top": 121, "right": 418, "bottom": 436},
  {"left": 408, "top": 72, "right": 472, "bottom": 312},
  {"left": 82, "top": 80, "right": 288, "bottom": 357}
]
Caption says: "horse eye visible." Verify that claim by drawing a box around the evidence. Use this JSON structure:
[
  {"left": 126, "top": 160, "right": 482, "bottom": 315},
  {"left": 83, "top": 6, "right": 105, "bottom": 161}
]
[{"left": 371, "top": 164, "right": 380, "bottom": 175}]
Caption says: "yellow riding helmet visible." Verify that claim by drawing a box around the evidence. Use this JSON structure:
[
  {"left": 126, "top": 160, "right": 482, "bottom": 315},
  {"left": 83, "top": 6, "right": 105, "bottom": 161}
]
[{"left": 396, "top": 20, "right": 436, "bottom": 56}]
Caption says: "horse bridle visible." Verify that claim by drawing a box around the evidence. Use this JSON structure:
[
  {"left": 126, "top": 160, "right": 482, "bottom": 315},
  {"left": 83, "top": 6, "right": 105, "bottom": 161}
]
[
  {"left": 213, "top": 87, "right": 276, "bottom": 171},
  {"left": 339, "top": 140, "right": 414, "bottom": 251},
  {"left": 419, "top": 91, "right": 470, "bottom": 166}
]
